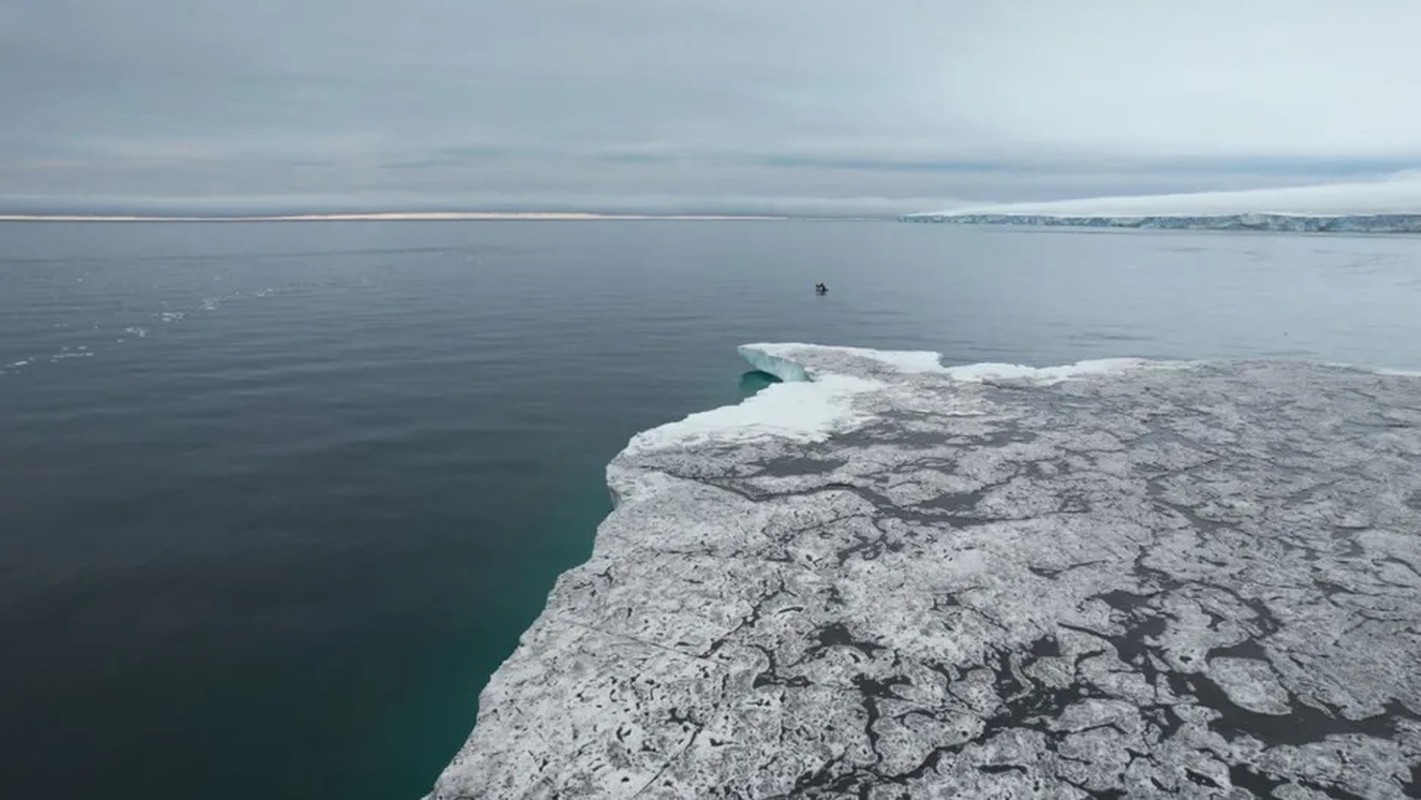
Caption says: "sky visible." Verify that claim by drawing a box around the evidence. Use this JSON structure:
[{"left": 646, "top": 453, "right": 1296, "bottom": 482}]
[{"left": 3, "top": 0, "right": 1420, "bottom": 216}]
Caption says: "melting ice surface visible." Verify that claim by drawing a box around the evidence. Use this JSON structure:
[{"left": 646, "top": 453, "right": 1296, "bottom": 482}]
[{"left": 429, "top": 344, "right": 1421, "bottom": 799}]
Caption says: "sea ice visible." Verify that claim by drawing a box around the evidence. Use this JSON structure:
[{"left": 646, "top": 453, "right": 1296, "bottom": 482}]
[{"left": 428, "top": 344, "right": 1421, "bottom": 799}]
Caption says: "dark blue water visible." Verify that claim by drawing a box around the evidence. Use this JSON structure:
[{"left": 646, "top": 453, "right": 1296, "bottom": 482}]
[{"left": 2, "top": 221, "right": 1419, "bottom": 799}]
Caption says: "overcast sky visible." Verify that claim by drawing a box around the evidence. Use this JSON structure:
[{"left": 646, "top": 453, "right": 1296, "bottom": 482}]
[{"left": 3, "top": 0, "right": 1419, "bottom": 215}]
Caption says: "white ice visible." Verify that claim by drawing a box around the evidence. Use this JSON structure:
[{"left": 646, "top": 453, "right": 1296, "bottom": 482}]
[
  {"left": 918, "top": 172, "right": 1421, "bottom": 218},
  {"left": 624, "top": 373, "right": 884, "bottom": 455},
  {"left": 627, "top": 345, "right": 1171, "bottom": 456}
]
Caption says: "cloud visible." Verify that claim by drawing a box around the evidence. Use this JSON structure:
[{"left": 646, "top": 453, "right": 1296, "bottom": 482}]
[{"left": 2, "top": 1, "right": 1419, "bottom": 213}]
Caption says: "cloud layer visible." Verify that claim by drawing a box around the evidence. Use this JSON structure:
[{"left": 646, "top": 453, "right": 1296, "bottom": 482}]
[{"left": 4, "top": 1, "right": 1419, "bottom": 214}]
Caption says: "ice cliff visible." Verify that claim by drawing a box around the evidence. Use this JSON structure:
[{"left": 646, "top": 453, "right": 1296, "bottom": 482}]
[
  {"left": 899, "top": 212, "right": 1421, "bottom": 233},
  {"left": 901, "top": 175, "right": 1421, "bottom": 232},
  {"left": 428, "top": 344, "right": 1421, "bottom": 799}
]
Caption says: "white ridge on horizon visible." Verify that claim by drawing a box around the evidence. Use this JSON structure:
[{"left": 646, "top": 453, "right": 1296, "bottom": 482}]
[{"left": 917, "top": 171, "right": 1421, "bottom": 217}]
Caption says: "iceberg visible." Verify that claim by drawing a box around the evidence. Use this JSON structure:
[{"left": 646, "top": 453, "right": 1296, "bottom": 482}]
[{"left": 428, "top": 344, "right": 1421, "bottom": 799}]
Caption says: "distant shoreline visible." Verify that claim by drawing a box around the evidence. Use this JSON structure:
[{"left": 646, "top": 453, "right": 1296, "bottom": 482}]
[
  {"left": 0, "top": 211, "right": 796, "bottom": 223},
  {"left": 899, "top": 211, "right": 1421, "bottom": 233}
]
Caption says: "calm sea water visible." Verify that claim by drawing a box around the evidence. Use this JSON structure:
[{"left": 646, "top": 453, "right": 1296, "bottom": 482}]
[{"left": 2, "top": 221, "right": 1419, "bottom": 799}]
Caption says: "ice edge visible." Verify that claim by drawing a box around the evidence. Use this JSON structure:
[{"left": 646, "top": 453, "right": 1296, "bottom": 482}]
[{"left": 426, "top": 343, "right": 1421, "bottom": 800}]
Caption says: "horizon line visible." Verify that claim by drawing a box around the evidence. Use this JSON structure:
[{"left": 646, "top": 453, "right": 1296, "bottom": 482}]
[{"left": 0, "top": 210, "right": 870, "bottom": 223}]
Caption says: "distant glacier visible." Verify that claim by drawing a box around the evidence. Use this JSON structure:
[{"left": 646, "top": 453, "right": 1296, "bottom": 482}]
[
  {"left": 901, "top": 174, "right": 1421, "bottom": 232},
  {"left": 899, "top": 211, "right": 1421, "bottom": 232}
]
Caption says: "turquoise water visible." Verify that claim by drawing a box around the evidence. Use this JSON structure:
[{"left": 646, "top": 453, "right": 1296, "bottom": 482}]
[{"left": 2, "top": 221, "right": 1420, "bottom": 798}]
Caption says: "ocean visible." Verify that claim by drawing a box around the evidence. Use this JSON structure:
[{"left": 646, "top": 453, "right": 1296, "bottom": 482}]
[{"left": 2, "top": 220, "right": 1419, "bottom": 799}]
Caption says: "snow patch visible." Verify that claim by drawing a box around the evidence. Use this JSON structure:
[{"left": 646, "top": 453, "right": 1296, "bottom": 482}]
[
  {"left": 941, "top": 358, "right": 1174, "bottom": 384},
  {"left": 625, "top": 373, "right": 883, "bottom": 455},
  {"left": 1375, "top": 367, "right": 1421, "bottom": 377}
]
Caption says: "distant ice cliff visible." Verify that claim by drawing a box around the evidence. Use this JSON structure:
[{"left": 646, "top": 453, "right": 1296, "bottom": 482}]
[
  {"left": 904, "top": 174, "right": 1421, "bottom": 232},
  {"left": 899, "top": 212, "right": 1421, "bottom": 232},
  {"left": 428, "top": 344, "right": 1421, "bottom": 799}
]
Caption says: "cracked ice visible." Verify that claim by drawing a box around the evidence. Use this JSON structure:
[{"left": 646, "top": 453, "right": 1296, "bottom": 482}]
[{"left": 428, "top": 344, "right": 1421, "bottom": 799}]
